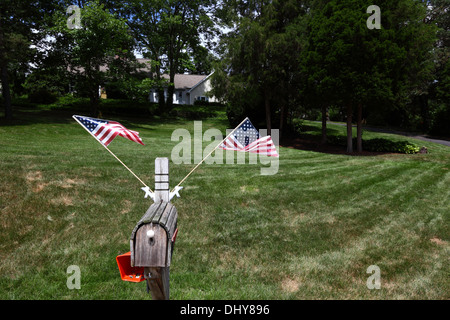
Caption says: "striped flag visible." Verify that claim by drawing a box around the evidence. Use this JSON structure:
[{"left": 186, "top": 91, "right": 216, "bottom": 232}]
[
  {"left": 220, "top": 118, "right": 279, "bottom": 157},
  {"left": 73, "top": 115, "right": 144, "bottom": 146}
]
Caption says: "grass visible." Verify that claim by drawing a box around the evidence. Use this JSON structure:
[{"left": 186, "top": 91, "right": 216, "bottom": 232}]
[{"left": 0, "top": 105, "right": 449, "bottom": 300}]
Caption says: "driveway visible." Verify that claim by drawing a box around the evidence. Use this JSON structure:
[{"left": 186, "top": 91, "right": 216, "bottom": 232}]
[
  {"left": 362, "top": 126, "right": 450, "bottom": 147},
  {"left": 327, "top": 122, "right": 450, "bottom": 147}
]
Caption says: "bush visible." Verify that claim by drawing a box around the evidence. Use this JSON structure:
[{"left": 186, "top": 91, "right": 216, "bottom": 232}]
[
  {"left": 324, "top": 132, "right": 421, "bottom": 154},
  {"left": 429, "top": 104, "right": 450, "bottom": 137},
  {"left": 193, "top": 100, "right": 224, "bottom": 107},
  {"left": 99, "top": 99, "right": 158, "bottom": 117},
  {"left": 48, "top": 94, "right": 91, "bottom": 113},
  {"left": 363, "top": 138, "right": 420, "bottom": 154},
  {"left": 170, "top": 104, "right": 225, "bottom": 120},
  {"left": 28, "top": 88, "right": 58, "bottom": 104}
]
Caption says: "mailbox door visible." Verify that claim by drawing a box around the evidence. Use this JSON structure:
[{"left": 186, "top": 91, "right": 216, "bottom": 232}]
[{"left": 134, "top": 223, "right": 168, "bottom": 267}]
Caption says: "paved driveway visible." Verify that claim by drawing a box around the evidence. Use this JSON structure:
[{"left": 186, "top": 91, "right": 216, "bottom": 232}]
[
  {"left": 362, "top": 126, "right": 450, "bottom": 147},
  {"left": 326, "top": 122, "right": 450, "bottom": 147}
]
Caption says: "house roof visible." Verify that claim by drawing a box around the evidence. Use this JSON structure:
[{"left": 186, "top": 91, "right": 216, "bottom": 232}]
[
  {"left": 162, "top": 74, "right": 208, "bottom": 90},
  {"left": 136, "top": 58, "right": 152, "bottom": 73},
  {"left": 68, "top": 57, "right": 152, "bottom": 74}
]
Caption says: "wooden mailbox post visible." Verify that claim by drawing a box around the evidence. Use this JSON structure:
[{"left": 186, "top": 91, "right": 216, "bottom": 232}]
[{"left": 130, "top": 158, "right": 178, "bottom": 300}]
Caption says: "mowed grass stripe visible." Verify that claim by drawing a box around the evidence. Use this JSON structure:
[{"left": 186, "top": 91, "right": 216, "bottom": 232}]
[{"left": 1, "top": 111, "right": 449, "bottom": 299}]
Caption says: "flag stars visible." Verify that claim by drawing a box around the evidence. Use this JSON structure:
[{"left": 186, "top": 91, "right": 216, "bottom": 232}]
[{"left": 233, "top": 119, "right": 260, "bottom": 146}]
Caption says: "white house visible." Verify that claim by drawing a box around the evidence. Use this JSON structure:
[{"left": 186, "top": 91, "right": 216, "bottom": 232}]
[{"left": 149, "top": 72, "right": 217, "bottom": 105}]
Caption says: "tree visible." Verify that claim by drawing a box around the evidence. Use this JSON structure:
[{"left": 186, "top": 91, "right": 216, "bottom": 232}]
[
  {"left": 52, "top": 0, "right": 134, "bottom": 116},
  {"left": 303, "top": 0, "right": 435, "bottom": 152},
  {"left": 110, "top": 0, "right": 216, "bottom": 111},
  {"left": 425, "top": 0, "right": 450, "bottom": 136},
  {"left": 212, "top": 0, "right": 309, "bottom": 137},
  {"left": 0, "top": 0, "right": 62, "bottom": 119}
]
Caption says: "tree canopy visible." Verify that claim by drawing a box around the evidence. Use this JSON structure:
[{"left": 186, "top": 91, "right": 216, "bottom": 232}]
[{"left": 1, "top": 0, "right": 448, "bottom": 143}]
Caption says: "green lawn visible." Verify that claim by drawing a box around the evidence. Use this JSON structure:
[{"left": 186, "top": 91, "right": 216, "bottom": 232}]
[{"left": 0, "top": 107, "right": 448, "bottom": 299}]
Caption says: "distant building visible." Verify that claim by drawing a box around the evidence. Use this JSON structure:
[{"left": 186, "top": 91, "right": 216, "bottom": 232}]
[
  {"left": 149, "top": 72, "right": 217, "bottom": 105},
  {"left": 67, "top": 57, "right": 217, "bottom": 104}
]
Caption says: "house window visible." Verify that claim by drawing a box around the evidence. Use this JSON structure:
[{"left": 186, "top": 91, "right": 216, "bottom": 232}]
[{"left": 196, "top": 96, "right": 209, "bottom": 102}]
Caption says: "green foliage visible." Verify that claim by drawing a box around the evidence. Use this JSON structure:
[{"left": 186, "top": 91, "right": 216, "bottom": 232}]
[
  {"left": 27, "top": 89, "right": 58, "bottom": 105},
  {"left": 0, "top": 0, "right": 64, "bottom": 118},
  {"left": 23, "top": 68, "right": 68, "bottom": 104},
  {"left": 105, "top": 78, "right": 160, "bottom": 102},
  {"left": 325, "top": 136, "right": 420, "bottom": 154},
  {"left": 51, "top": 0, "right": 134, "bottom": 116},
  {"left": 303, "top": 0, "right": 435, "bottom": 108},
  {"left": 99, "top": 99, "right": 158, "bottom": 117},
  {"left": 45, "top": 95, "right": 157, "bottom": 117},
  {"left": 213, "top": 0, "right": 308, "bottom": 128},
  {"left": 46, "top": 94, "right": 91, "bottom": 113},
  {"left": 300, "top": 121, "right": 421, "bottom": 154},
  {"left": 114, "top": 0, "right": 216, "bottom": 108},
  {"left": 363, "top": 139, "right": 420, "bottom": 154},
  {"left": 430, "top": 103, "right": 450, "bottom": 136},
  {"left": 170, "top": 104, "right": 226, "bottom": 120}
]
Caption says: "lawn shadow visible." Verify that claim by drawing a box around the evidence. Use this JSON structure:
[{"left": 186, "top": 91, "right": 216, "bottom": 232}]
[
  {"left": 0, "top": 107, "right": 76, "bottom": 127},
  {"left": 281, "top": 136, "right": 396, "bottom": 157},
  {"left": 0, "top": 104, "right": 227, "bottom": 131}
]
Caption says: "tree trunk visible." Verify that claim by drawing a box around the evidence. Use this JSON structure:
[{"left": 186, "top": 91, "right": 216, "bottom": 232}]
[
  {"left": 166, "top": 52, "right": 175, "bottom": 110},
  {"left": 166, "top": 81, "right": 174, "bottom": 109},
  {"left": 157, "top": 87, "right": 165, "bottom": 113},
  {"left": 154, "top": 58, "right": 165, "bottom": 113},
  {"left": 419, "top": 94, "right": 430, "bottom": 132},
  {"left": 0, "top": 22, "right": 12, "bottom": 120},
  {"left": 346, "top": 103, "right": 353, "bottom": 153},
  {"left": 90, "top": 91, "right": 99, "bottom": 117},
  {"left": 1, "top": 63, "right": 12, "bottom": 120},
  {"left": 264, "top": 88, "right": 271, "bottom": 136},
  {"left": 279, "top": 104, "right": 286, "bottom": 141},
  {"left": 321, "top": 105, "right": 328, "bottom": 145},
  {"left": 357, "top": 103, "right": 363, "bottom": 153}
]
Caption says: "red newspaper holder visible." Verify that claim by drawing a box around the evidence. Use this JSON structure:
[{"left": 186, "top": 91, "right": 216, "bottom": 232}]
[{"left": 116, "top": 251, "right": 145, "bottom": 283}]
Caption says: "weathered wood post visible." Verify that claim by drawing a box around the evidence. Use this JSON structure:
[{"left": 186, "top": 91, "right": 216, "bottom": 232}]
[{"left": 130, "top": 158, "right": 178, "bottom": 300}]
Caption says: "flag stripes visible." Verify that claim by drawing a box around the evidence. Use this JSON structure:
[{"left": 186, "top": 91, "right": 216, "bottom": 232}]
[
  {"left": 73, "top": 115, "right": 144, "bottom": 146},
  {"left": 220, "top": 118, "right": 279, "bottom": 157}
]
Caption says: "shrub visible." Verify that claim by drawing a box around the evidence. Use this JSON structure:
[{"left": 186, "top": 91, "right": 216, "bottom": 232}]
[
  {"left": 170, "top": 104, "right": 225, "bottom": 120},
  {"left": 363, "top": 138, "right": 420, "bottom": 154},
  {"left": 99, "top": 99, "right": 158, "bottom": 117},
  {"left": 299, "top": 126, "right": 421, "bottom": 154},
  {"left": 48, "top": 94, "right": 91, "bottom": 113},
  {"left": 429, "top": 104, "right": 450, "bottom": 137},
  {"left": 28, "top": 88, "right": 58, "bottom": 104}
]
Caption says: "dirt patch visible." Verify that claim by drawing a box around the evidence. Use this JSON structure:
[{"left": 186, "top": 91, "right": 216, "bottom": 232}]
[
  {"left": 121, "top": 199, "right": 133, "bottom": 214},
  {"left": 430, "top": 237, "right": 447, "bottom": 246},
  {"left": 26, "top": 171, "right": 49, "bottom": 193},
  {"left": 60, "top": 178, "right": 86, "bottom": 189},
  {"left": 26, "top": 171, "right": 42, "bottom": 182},
  {"left": 281, "top": 277, "right": 300, "bottom": 293},
  {"left": 32, "top": 182, "right": 49, "bottom": 193},
  {"left": 50, "top": 195, "right": 74, "bottom": 206}
]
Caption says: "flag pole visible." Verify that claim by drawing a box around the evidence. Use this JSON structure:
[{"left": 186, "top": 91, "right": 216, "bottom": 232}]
[
  {"left": 171, "top": 117, "right": 249, "bottom": 193},
  {"left": 72, "top": 115, "right": 153, "bottom": 193}
]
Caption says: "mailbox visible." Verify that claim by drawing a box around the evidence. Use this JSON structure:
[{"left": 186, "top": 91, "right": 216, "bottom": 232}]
[
  {"left": 117, "top": 157, "right": 178, "bottom": 300},
  {"left": 130, "top": 201, "right": 178, "bottom": 268}
]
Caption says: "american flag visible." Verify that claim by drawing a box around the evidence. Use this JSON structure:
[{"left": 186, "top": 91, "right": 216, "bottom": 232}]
[
  {"left": 220, "top": 118, "right": 279, "bottom": 157},
  {"left": 73, "top": 115, "right": 144, "bottom": 146}
]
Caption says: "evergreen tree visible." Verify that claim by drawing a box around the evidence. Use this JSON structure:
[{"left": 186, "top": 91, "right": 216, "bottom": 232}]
[
  {"left": 212, "top": 0, "right": 309, "bottom": 136},
  {"left": 0, "top": 0, "right": 62, "bottom": 119},
  {"left": 303, "top": 0, "right": 436, "bottom": 152}
]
